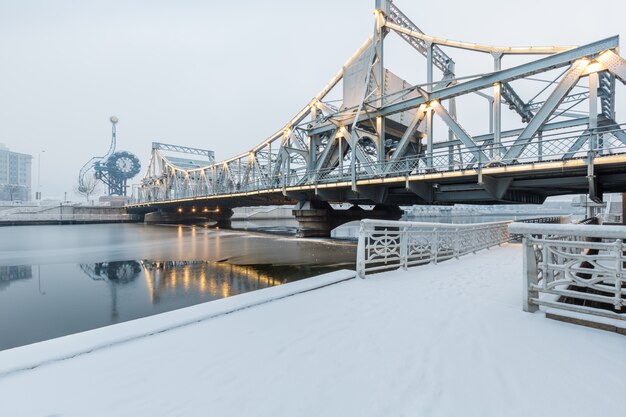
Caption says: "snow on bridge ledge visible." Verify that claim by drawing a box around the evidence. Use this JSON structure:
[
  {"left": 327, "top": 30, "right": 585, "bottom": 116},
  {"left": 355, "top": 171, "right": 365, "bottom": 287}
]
[{"left": 0, "top": 244, "right": 624, "bottom": 416}]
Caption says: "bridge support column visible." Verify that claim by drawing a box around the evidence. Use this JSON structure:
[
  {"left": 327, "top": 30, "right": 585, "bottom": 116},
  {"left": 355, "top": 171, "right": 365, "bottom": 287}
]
[{"left": 292, "top": 201, "right": 403, "bottom": 238}]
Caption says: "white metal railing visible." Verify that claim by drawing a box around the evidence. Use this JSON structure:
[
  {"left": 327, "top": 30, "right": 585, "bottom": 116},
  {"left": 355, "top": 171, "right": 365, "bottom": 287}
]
[
  {"left": 356, "top": 219, "right": 511, "bottom": 278},
  {"left": 508, "top": 222, "right": 626, "bottom": 322}
]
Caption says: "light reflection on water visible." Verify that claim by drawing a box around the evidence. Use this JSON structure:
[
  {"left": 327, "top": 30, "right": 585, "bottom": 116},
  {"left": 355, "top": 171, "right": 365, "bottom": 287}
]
[
  {"left": 140, "top": 260, "right": 287, "bottom": 302},
  {"left": 0, "top": 224, "right": 356, "bottom": 351}
]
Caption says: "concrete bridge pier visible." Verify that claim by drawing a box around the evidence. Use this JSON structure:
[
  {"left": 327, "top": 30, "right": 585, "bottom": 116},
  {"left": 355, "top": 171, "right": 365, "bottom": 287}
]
[
  {"left": 292, "top": 201, "right": 403, "bottom": 238},
  {"left": 144, "top": 207, "right": 234, "bottom": 226}
]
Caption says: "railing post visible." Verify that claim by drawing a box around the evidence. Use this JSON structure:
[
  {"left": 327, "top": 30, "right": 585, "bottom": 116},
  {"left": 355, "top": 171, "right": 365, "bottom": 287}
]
[
  {"left": 357, "top": 221, "right": 366, "bottom": 278},
  {"left": 400, "top": 226, "right": 408, "bottom": 270},
  {"left": 431, "top": 229, "right": 438, "bottom": 264},
  {"left": 454, "top": 227, "right": 460, "bottom": 258},
  {"left": 614, "top": 239, "right": 623, "bottom": 311},
  {"left": 522, "top": 235, "right": 539, "bottom": 312}
]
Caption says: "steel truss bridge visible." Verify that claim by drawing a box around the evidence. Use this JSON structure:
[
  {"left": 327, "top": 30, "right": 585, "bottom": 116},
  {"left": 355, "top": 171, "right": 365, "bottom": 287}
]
[{"left": 129, "top": 0, "right": 626, "bottom": 222}]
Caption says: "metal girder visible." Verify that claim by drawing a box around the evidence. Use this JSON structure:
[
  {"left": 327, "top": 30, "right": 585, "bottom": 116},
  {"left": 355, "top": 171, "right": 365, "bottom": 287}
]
[
  {"left": 501, "top": 83, "right": 533, "bottom": 122},
  {"left": 430, "top": 101, "right": 490, "bottom": 163},
  {"left": 316, "top": 188, "right": 347, "bottom": 202},
  {"left": 432, "top": 117, "right": 590, "bottom": 149},
  {"left": 384, "top": 2, "right": 454, "bottom": 76},
  {"left": 327, "top": 136, "right": 350, "bottom": 168},
  {"left": 151, "top": 142, "right": 215, "bottom": 160},
  {"left": 596, "top": 50, "right": 626, "bottom": 84},
  {"left": 588, "top": 175, "right": 602, "bottom": 204},
  {"left": 406, "top": 181, "right": 433, "bottom": 203},
  {"left": 314, "top": 130, "right": 339, "bottom": 172},
  {"left": 525, "top": 91, "right": 590, "bottom": 112},
  {"left": 284, "top": 146, "right": 308, "bottom": 159},
  {"left": 600, "top": 72, "right": 616, "bottom": 119},
  {"left": 356, "top": 185, "right": 387, "bottom": 204},
  {"left": 386, "top": 105, "right": 426, "bottom": 165},
  {"left": 354, "top": 142, "right": 377, "bottom": 176},
  {"left": 348, "top": 128, "right": 380, "bottom": 175},
  {"left": 502, "top": 59, "right": 590, "bottom": 161},
  {"left": 481, "top": 176, "right": 513, "bottom": 200},
  {"left": 511, "top": 176, "right": 588, "bottom": 188},
  {"left": 132, "top": 2, "right": 626, "bottom": 209},
  {"left": 552, "top": 117, "right": 626, "bottom": 159},
  {"left": 610, "top": 128, "right": 626, "bottom": 145},
  {"left": 563, "top": 128, "right": 592, "bottom": 159},
  {"left": 308, "top": 95, "right": 591, "bottom": 139},
  {"left": 381, "top": 36, "right": 618, "bottom": 117},
  {"left": 434, "top": 189, "right": 546, "bottom": 204},
  {"left": 383, "top": 20, "right": 574, "bottom": 56}
]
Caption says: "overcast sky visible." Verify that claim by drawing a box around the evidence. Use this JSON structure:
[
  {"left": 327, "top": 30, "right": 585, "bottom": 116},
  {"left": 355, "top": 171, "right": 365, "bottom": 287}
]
[{"left": 1, "top": 0, "right": 625, "bottom": 199}]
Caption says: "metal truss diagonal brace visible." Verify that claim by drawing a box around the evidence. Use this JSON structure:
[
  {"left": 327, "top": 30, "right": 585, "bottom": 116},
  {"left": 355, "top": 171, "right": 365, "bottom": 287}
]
[
  {"left": 563, "top": 128, "right": 592, "bottom": 159},
  {"left": 314, "top": 129, "right": 339, "bottom": 173},
  {"left": 501, "top": 82, "right": 533, "bottom": 122},
  {"left": 611, "top": 129, "right": 626, "bottom": 145},
  {"left": 502, "top": 59, "right": 590, "bottom": 161},
  {"left": 387, "top": 106, "right": 426, "bottom": 165},
  {"left": 596, "top": 50, "right": 626, "bottom": 84},
  {"left": 430, "top": 101, "right": 490, "bottom": 163}
]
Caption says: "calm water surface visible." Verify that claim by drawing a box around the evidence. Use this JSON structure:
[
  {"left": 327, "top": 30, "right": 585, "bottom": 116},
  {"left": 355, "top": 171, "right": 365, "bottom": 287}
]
[{"left": 0, "top": 223, "right": 355, "bottom": 351}]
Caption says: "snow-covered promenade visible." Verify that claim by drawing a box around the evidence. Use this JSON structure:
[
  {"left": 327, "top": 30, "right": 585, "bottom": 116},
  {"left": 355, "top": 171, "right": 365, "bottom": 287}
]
[{"left": 0, "top": 243, "right": 624, "bottom": 417}]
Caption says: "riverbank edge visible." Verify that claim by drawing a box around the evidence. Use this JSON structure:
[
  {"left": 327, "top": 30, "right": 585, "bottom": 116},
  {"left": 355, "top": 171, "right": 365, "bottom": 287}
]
[
  {"left": 0, "top": 269, "right": 356, "bottom": 378},
  {"left": 0, "top": 219, "right": 139, "bottom": 227}
]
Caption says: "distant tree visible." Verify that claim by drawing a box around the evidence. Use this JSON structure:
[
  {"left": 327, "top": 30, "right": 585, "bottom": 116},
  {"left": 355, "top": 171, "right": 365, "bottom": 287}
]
[
  {"left": 76, "top": 174, "right": 100, "bottom": 203},
  {"left": 6, "top": 184, "right": 21, "bottom": 201}
]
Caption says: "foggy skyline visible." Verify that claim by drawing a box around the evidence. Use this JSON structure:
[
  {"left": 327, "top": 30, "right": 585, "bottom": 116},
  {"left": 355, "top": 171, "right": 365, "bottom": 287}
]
[{"left": 1, "top": 0, "right": 625, "bottom": 198}]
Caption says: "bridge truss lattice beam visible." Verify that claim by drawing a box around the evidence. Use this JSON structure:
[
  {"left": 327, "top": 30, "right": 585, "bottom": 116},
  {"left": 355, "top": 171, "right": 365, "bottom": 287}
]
[{"left": 134, "top": 0, "right": 626, "bottom": 207}]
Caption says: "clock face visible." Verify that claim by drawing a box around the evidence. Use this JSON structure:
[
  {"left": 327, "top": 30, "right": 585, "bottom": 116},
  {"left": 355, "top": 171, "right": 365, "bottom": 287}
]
[
  {"left": 107, "top": 151, "right": 141, "bottom": 179},
  {"left": 116, "top": 156, "right": 133, "bottom": 173}
]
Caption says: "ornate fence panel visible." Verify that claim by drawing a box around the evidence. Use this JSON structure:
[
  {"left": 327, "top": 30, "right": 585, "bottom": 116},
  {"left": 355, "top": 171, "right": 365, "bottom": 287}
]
[
  {"left": 356, "top": 219, "right": 511, "bottom": 278},
  {"left": 508, "top": 223, "right": 626, "bottom": 323}
]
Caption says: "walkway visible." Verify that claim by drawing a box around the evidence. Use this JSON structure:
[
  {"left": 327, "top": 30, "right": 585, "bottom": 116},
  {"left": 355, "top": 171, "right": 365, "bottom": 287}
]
[{"left": 0, "top": 244, "right": 624, "bottom": 417}]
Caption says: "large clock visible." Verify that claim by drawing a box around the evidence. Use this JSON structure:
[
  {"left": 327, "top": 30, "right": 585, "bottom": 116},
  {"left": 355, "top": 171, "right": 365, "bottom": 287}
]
[{"left": 106, "top": 151, "right": 141, "bottom": 179}]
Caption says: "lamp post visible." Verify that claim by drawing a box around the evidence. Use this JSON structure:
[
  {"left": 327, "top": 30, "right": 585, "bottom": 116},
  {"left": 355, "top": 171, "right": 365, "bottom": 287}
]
[{"left": 37, "top": 150, "right": 46, "bottom": 200}]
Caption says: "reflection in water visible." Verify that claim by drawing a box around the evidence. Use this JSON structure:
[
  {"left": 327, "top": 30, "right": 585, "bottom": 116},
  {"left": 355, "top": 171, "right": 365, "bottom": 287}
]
[
  {"left": 141, "top": 260, "right": 285, "bottom": 304},
  {"left": 0, "top": 265, "right": 32, "bottom": 291},
  {"left": 79, "top": 261, "right": 143, "bottom": 321},
  {"left": 0, "top": 223, "right": 355, "bottom": 351},
  {"left": 76, "top": 260, "right": 289, "bottom": 323},
  {"left": 80, "top": 261, "right": 142, "bottom": 283}
]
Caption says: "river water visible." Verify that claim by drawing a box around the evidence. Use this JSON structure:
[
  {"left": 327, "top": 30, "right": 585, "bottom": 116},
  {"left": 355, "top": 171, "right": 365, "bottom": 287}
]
[
  {"left": 0, "top": 213, "right": 567, "bottom": 351},
  {"left": 0, "top": 223, "right": 355, "bottom": 351}
]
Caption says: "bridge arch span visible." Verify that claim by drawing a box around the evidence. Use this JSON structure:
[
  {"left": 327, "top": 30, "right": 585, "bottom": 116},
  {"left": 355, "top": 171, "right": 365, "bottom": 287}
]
[{"left": 129, "top": 0, "right": 626, "bottom": 235}]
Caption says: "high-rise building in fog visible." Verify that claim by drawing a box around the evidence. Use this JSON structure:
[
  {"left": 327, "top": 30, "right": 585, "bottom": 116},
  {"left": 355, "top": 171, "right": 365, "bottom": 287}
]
[{"left": 0, "top": 143, "right": 32, "bottom": 201}]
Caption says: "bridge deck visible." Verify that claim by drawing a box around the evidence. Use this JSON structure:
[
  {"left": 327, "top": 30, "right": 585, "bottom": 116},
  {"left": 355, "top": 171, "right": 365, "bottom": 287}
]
[{"left": 128, "top": 153, "right": 626, "bottom": 211}]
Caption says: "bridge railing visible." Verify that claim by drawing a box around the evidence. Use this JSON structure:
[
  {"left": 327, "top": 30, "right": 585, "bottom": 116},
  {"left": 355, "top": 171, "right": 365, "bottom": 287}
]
[
  {"left": 356, "top": 219, "right": 511, "bottom": 278},
  {"left": 307, "top": 124, "right": 626, "bottom": 186},
  {"left": 316, "top": 125, "right": 626, "bottom": 182},
  {"left": 133, "top": 124, "right": 626, "bottom": 204},
  {"left": 508, "top": 222, "right": 626, "bottom": 324}
]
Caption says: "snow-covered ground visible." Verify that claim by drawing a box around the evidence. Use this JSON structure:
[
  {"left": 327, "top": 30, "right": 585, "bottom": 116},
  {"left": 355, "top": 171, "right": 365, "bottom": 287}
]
[{"left": 0, "top": 243, "right": 624, "bottom": 417}]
